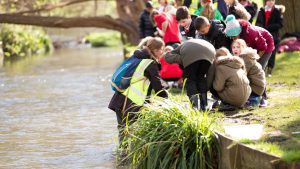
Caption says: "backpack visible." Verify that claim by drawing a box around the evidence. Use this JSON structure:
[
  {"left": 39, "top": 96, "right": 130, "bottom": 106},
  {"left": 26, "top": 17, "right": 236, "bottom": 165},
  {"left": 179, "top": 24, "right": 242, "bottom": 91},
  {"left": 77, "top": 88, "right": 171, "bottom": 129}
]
[{"left": 111, "top": 56, "right": 142, "bottom": 92}]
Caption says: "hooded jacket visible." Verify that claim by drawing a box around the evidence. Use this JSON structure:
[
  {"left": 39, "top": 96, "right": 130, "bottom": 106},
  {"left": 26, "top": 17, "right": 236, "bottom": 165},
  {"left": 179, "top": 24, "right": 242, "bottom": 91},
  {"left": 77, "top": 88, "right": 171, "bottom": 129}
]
[
  {"left": 239, "top": 48, "right": 266, "bottom": 95},
  {"left": 108, "top": 49, "right": 167, "bottom": 114},
  {"left": 164, "top": 39, "right": 215, "bottom": 68},
  {"left": 239, "top": 19, "right": 274, "bottom": 54},
  {"left": 213, "top": 55, "right": 251, "bottom": 107}
]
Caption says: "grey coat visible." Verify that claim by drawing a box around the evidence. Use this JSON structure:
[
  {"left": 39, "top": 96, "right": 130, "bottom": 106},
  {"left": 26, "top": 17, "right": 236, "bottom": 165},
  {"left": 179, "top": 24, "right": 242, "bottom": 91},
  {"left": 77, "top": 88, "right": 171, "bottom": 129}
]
[{"left": 164, "top": 39, "right": 216, "bottom": 68}]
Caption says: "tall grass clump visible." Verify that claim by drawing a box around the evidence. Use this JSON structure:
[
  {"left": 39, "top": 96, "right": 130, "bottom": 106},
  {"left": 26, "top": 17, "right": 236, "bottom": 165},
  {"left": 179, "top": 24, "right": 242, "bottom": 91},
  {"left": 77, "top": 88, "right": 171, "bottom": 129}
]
[{"left": 119, "top": 97, "right": 220, "bottom": 169}]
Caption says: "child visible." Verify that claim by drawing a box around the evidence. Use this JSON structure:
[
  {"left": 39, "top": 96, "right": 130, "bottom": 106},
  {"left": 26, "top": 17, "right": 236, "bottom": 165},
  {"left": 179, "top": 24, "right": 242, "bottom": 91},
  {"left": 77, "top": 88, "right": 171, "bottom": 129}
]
[
  {"left": 224, "top": 0, "right": 251, "bottom": 21},
  {"left": 232, "top": 39, "right": 266, "bottom": 107},
  {"left": 165, "top": 39, "right": 216, "bottom": 111},
  {"left": 224, "top": 14, "right": 274, "bottom": 107},
  {"left": 194, "top": 16, "right": 232, "bottom": 50},
  {"left": 150, "top": 9, "right": 183, "bottom": 85},
  {"left": 212, "top": 48, "right": 251, "bottom": 111},
  {"left": 108, "top": 37, "right": 168, "bottom": 142},
  {"left": 175, "top": 6, "right": 198, "bottom": 40},
  {"left": 139, "top": 1, "right": 156, "bottom": 38},
  {"left": 256, "top": 0, "right": 285, "bottom": 77},
  {"left": 239, "top": 0, "right": 258, "bottom": 23},
  {"left": 194, "top": 0, "right": 224, "bottom": 21}
]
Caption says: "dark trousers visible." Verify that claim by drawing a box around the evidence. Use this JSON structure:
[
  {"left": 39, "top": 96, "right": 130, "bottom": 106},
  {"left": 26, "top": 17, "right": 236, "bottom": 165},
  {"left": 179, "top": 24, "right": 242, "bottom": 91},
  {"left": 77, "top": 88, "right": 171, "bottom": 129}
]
[
  {"left": 258, "top": 52, "right": 272, "bottom": 100},
  {"left": 267, "top": 37, "right": 280, "bottom": 69},
  {"left": 184, "top": 60, "right": 211, "bottom": 97}
]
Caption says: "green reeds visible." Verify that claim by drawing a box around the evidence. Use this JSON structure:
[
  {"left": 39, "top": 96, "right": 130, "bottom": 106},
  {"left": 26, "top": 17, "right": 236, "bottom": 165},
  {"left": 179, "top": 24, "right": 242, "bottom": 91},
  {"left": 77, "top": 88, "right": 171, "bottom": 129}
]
[{"left": 119, "top": 97, "right": 220, "bottom": 169}]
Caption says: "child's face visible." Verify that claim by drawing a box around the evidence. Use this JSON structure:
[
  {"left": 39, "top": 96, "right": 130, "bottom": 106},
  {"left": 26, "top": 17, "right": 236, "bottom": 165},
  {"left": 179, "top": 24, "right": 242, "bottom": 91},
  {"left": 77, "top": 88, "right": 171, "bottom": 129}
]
[
  {"left": 231, "top": 42, "right": 243, "bottom": 55},
  {"left": 266, "top": 0, "right": 275, "bottom": 8},
  {"left": 197, "top": 24, "right": 210, "bottom": 35},
  {"left": 179, "top": 17, "right": 191, "bottom": 30},
  {"left": 153, "top": 47, "right": 164, "bottom": 59}
]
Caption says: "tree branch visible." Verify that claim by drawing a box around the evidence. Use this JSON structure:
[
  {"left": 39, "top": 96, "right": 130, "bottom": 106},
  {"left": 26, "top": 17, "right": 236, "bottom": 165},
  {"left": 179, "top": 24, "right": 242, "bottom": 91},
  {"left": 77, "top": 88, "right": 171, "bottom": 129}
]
[{"left": 11, "top": 0, "right": 98, "bottom": 15}]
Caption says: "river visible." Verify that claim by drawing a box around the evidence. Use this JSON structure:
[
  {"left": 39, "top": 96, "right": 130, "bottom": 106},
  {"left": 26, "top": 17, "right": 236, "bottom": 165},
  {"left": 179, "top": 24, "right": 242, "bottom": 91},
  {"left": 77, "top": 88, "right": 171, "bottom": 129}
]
[{"left": 0, "top": 47, "right": 123, "bottom": 169}]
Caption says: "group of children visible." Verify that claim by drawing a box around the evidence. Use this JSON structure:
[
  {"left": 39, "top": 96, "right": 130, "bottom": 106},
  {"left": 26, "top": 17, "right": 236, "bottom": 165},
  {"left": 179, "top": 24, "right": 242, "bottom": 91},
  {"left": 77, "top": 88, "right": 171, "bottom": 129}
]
[{"left": 109, "top": 0, "right": 284, "bottom": 140}]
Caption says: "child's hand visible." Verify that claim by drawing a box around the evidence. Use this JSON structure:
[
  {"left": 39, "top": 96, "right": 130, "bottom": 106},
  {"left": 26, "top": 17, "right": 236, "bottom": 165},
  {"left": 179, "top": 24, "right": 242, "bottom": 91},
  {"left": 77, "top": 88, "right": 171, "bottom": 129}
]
[{"left": 164, "top": 46, "right": 174, "bottom": 53}]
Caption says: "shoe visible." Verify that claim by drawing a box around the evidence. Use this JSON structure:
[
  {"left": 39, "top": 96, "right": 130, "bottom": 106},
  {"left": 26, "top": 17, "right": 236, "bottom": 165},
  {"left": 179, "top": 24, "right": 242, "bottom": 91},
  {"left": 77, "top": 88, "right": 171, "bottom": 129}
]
[
  {"left": 245, "top": 96, "right": 261, "bottom": 107},
  {"left": 259, "top": 98, "right": 268, "bottom": 107},
  {"left": 189, "top": 94, "right": 201, "bottom": 110},
  {"left": 219, "top": 102, "right": 237, "bottom": 111},
  {"left": 200, "top": 93, "right": 209, "bottom": 111},
  {"left": 266, "top": 67, "right": 273, "bottom": 77},
  {"left": 212, "top": 100, "right": 221, "bottom": 109}
]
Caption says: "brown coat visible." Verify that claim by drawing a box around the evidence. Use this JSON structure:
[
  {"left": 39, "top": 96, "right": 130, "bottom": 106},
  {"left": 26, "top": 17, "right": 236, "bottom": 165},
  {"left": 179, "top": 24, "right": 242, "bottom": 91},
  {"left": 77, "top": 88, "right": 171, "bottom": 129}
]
[
  {"left": 239, "top": 48, "right": 266, "bottom": 96},
  {"left": 213, "top": 55, "right": 251, "bottom": 107}
]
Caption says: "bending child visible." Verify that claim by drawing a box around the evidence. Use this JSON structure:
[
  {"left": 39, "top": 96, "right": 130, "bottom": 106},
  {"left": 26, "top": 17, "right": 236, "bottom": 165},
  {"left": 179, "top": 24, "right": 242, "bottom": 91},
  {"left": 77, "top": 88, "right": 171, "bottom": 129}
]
[{"left": 165, "top": 39, "right": 215, "bottom": 111}]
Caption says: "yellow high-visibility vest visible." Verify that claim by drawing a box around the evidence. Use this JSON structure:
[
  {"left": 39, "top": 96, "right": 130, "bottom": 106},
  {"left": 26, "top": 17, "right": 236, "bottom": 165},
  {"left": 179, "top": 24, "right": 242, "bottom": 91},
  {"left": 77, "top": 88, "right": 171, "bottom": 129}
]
[{"left": 122, "top": 59, "right": 153, "bottom": 106}]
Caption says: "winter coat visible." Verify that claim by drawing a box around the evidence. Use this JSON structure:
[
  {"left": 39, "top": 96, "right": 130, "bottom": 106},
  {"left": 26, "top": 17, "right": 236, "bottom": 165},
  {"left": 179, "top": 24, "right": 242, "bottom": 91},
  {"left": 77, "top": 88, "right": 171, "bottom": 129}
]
[
  {"left": 228, "top": 2, "right": 251, "bottom": 21},
  {"left": 244, "top": 2, "right": 258, "bottom": 23},
  {"left": 239, "top": 20, "right": 274, "bottom": 54},
  {"left": 213, "top": 55, "right": 251, "bottom": 107},
  {"left": 239, "top": 48, "right": 266, "bottom": 96},
  {"left": 139, "top": 10, "right": 156, "bottom": 38},
  {"left": 179, "top": 15, "right": 198, "bottom": 40},
  {"left": 201, "top": 20, "right": 232, "bottom": 50},
  {"left": 164, "top": 39, "right": 216, "bottom": 68},
  {"left": 256, "top": 5, "right": 284, "bottom": 43},
  {"left": 108, "top": 49, "right": 167, "bottom": 114}
]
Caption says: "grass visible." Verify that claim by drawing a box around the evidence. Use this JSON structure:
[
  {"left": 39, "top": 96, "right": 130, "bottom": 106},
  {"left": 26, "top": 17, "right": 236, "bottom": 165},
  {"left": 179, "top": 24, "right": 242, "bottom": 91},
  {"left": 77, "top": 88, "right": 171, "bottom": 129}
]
[
  {"left": 267, "top": 52, "right": 300, "bottom": 87},
  {"left": 85, "top": 32, "right": 121, "bottom": 47}
]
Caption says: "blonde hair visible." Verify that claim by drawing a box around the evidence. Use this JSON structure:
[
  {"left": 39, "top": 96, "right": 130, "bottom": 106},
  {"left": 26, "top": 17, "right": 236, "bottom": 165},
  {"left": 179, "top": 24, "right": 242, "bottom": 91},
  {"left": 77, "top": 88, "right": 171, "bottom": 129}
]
[
  {"left": 216, "top": 47, "right": 231, "bottom": 58},
  {"left": 232, "top": 38, "right": 247, "bottom": 50},
  {"left": 201, "top": 2, "right": 215, "bottom": 20}
]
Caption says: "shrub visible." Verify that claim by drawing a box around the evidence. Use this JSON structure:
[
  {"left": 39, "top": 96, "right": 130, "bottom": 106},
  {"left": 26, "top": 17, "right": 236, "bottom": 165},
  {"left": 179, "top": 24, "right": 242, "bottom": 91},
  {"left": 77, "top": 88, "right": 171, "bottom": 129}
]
[
  {"left": 119, "top": 97, "right": 220, "bottom": 169},
  {"left": 0, "top": 25, "right": 52, "bottom": 59}
]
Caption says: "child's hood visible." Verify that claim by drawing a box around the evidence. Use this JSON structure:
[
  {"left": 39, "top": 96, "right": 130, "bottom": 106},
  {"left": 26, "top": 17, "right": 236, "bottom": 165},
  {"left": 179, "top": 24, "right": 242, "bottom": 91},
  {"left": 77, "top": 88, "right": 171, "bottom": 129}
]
[
  {"left": 239, "top": 47, "right": 259, "bottom": 64},
  {"left": 216, "top": 55, "right": 245, "bottom": 69}
]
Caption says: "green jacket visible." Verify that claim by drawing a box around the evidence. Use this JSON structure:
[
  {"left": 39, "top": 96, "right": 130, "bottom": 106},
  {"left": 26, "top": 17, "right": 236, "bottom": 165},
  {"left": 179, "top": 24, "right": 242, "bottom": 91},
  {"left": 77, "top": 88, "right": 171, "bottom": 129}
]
[{"left": 194, "top": 6, "right": 224, "bottom": 21}]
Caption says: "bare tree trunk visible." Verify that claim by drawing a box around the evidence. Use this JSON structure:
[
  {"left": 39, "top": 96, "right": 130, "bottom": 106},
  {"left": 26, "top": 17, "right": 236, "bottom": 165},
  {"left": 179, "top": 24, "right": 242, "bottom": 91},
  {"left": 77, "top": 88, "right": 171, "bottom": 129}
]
[
  {"left": 94, "top": 0, "right": 98, "bottom": 16},
  {"left": 276, "top": 0, "right": 299, "bottom": 35}
]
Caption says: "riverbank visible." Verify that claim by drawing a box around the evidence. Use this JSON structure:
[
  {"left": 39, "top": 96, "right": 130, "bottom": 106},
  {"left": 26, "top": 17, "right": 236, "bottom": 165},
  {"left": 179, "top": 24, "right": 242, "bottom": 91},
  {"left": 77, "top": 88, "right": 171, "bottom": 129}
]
[{"left": 118, "top": 51, "right": 300, "bottom": 168}]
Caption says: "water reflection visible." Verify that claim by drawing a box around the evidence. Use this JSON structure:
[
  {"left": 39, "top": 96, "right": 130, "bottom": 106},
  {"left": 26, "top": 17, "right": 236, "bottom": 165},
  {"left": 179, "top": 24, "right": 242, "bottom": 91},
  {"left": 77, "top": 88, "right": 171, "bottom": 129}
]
[{"left": 0, "top": 47, "right": 123, "bottom": 168}]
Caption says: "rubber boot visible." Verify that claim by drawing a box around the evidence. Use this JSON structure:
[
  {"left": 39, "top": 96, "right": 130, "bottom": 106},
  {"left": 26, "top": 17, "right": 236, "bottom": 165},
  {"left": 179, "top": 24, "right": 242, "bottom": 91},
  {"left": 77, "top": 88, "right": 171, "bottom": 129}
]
[
  {"left": 189, "top": 94, "right": 201, "bottom": 110},
  {"left": 200, "top": 93, "right": 208, "bottom": 111}
]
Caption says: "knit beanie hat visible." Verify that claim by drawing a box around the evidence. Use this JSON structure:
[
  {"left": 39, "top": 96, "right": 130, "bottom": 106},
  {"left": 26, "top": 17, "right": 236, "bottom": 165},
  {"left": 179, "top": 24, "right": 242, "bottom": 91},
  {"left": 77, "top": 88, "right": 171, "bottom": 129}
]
[{"left": 225, "top": 15, "right": 242, "bottom": 37}]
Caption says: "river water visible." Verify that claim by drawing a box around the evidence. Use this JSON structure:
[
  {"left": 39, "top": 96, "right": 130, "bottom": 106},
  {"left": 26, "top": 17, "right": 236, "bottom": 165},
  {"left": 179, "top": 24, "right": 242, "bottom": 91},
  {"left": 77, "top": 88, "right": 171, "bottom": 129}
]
[{"left": 0, "top": 47, "right": 123, "bottom": 168}]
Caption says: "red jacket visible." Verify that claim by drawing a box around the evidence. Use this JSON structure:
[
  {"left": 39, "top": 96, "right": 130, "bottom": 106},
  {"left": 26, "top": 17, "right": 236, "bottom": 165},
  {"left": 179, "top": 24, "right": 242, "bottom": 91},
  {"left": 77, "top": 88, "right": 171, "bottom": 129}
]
[
  {"left": 239, "top": 20, "right": 274, "bottom": 53},
  {"left": 154, "top": 13, "right": 181, "bottom": 44},
  {"left": 159, "top": 57, "right": 183, "bottom": 79}
]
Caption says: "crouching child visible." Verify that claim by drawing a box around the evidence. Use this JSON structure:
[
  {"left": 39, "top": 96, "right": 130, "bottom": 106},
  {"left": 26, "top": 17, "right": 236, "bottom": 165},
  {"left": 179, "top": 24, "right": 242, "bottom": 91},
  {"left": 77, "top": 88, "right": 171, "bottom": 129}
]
[
  {"left": 232, "top": 39, "right": 266, "bottom": 108},
  {"left": 211, "top": 48, "right": 251, "bottom": 111}
]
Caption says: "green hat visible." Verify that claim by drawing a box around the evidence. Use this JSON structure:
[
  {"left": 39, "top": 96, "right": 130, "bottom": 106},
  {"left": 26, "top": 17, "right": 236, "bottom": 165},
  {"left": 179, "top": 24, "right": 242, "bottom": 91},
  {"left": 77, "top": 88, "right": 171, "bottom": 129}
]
[{"left": 225, "top": 15, "right": 242, "bottom": 37}]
